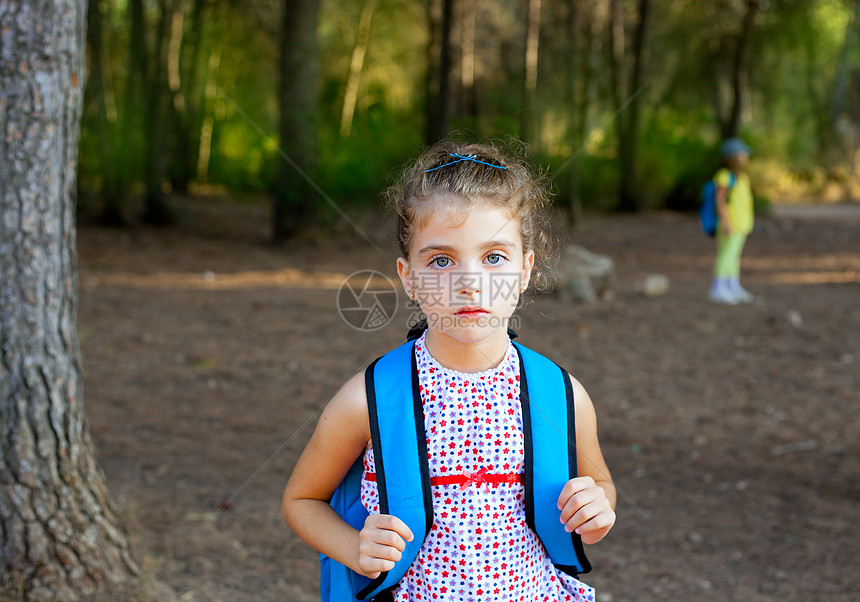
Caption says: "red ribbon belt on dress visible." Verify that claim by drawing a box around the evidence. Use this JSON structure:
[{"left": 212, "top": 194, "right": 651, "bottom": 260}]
[{"left": 364, "top": 467, "right": 523, "bottom": 490}]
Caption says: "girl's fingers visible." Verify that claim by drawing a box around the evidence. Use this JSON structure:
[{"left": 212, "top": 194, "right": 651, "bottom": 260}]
[
  {"left": 573, "top": 509, "right": 616, "bottom": 545},
  {"left": 365, "top": 514, "right": 415, "bottom": 545},
  {"left": 558, "top": 483, "right": 599, "bottom": 524},
  {"left": 360, "top": 540, "right": 403, "bottom": 563},
  {"left": 358, "top": 538, "right": 402, "bottom": 577},
  {"left": 358, "top": 514, "right": 416, "bottom": 577},
  {"left": 556, "top": 476, "right": 595, "bottom": 512},
  {"left": 562, "top": 499, "right": 615, "bottom": 535}
]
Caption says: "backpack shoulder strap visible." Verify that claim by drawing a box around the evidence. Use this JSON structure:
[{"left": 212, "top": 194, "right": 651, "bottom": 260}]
[
  {"left": 357, "top": 339, "right": 433, "bottom": 600},
  {"left": 513, "top": 342, "right": 591, "bottom": 576}
]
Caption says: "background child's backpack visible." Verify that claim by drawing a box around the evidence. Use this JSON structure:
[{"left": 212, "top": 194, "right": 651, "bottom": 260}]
[{"left": 699, "top": 171, "right": 736, "bottom": 236}]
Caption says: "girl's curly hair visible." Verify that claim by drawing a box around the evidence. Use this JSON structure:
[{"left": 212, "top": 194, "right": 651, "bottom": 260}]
[{"left": 384, "top": 139, "right": 559, "bottom": 292}]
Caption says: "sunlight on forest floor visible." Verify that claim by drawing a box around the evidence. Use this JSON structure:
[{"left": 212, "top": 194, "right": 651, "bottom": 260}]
[{"left": 85, "top": 267, "right": 372, "bottom": 290}]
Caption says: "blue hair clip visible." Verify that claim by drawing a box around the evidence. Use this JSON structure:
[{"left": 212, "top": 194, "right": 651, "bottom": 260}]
[{"left": 424, "top": 153, "right": 508, "bottom": 173}]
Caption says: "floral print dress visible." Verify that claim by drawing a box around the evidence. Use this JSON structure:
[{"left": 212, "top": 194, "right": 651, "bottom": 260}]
[{"left": 360, "top": 331, "right": 596, "bottom": 602}]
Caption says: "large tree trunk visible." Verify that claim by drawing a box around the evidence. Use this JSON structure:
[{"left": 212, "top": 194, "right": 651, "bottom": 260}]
[
  {"left": 275, "top": 0, "right": 320, "bottom": 242},
  {"left": 0, "top": 1, "right": 141, "bottom": 599}
]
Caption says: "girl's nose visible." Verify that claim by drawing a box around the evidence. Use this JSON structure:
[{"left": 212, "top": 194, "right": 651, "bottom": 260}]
[{"left": 456, "top": 272, "right": 484, "bottom": 297}]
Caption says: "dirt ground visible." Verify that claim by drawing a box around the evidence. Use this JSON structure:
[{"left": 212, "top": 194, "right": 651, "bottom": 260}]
[{"left": 77, "top": 198, "right": 860, "bottom": 601}]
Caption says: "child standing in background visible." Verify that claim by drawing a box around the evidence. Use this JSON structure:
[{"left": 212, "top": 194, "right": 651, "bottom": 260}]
[
  {"left": 282, "top": 141, "right": 616, "bottom": 601},
  {"left": 710, "top": 137, "right": 756, "bottom": 304}
]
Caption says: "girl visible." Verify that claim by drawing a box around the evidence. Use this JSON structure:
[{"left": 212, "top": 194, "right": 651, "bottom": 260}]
[
  {"left": 710, "top": 137, "right": 756, "bottom": 304},
  {"left": 282, "top": 141, "right": 616, "bottom": 601}
]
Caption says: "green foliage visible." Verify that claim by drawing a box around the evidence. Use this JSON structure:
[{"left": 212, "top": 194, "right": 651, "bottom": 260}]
[
  {"left": 318, "top": 108, "right": 424, "bottom": 209},
  {"left": 78, "top": 0, "right": 860, "bottom": 230}
]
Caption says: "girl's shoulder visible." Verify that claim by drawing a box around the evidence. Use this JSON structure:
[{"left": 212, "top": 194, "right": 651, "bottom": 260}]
[
  {"left": 562, "top": 371, "right": 599, "bottom": 430},
  {"left": 320, "top": 369, "right": 371, "bottom": 443},
  {"left": 713, "top": 167, "right": 734, "bottom": 186}
]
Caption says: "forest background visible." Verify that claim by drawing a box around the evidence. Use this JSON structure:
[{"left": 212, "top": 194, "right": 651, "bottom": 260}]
[
  {"left": 3, "top": 1, "right": 860, "bottom": 600},
  {"left": 79, "top": 0, "right": 860, "bottom": 237}
]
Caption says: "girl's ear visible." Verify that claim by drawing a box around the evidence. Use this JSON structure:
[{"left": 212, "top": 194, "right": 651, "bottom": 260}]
[
  {"left": 521, "top": 249, "right": 535, "bottom": 290},
  {"left": 396, "top": 256, "right": 414, "bottom": 298}
]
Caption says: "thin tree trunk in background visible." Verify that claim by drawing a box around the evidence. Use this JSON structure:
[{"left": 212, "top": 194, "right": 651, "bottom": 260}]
[
  {"left": 829, "top": 0, "right": 860, "bottom": 129},
  {"left": 198, "top": 45, "right": 222, "bottom": 184},
  {"left": 142, "top": 0, "right": 176, "bottom": 224},
  {"left": 173, "top": 0, "right": 207, "bottom": 191},
  {"left": 616, "top": 0, "right": 649, "bottom": 212},
  {"left": 0, "top": 1, "right": 141, "bottom": 598},
  {"left": 424, "top": 0, "right": 442, "bottom": 143},
  {"left": 608, "top": 0, "right": 649, "bottom": 212},
  {"left": 340, "top": 0, "right": 375, "bottom": 137},
  {"left": 275, "top": 0, "right": 320, "bottom": 242},
  {"left": 166, "top": 0, "right": 189, "bottom": 192},
  {"left": 721, "top": 0, "right": 758, "bottom": 140},
  {"left": 425, "top": 0, "right": 454, "bottom": 145},
  {"left": 521, "top": 0, "right": 541, "bottom": 145},
  {"left": 608, "top": 0, "right": 626, "bottom": 118},
  {"left": 458, "top": 0, "right": 477, "bottom": 119},
  {"left": 566, "top": 0, "right": 582, "bottom": 224},
  {"left": 608, "top": 0, "right": 632, "bottom": 210},
  {"left": 127, "top": 0, "right": 148, "bottom": 194},
  {"left": 86, "top": 0, "right": 125, "bottom": 225}
]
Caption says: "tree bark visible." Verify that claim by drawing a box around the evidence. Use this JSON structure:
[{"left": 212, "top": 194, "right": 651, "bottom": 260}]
[
  {"left": 0, "top": 1, "right": 141, "bottom": 599},
  {"left": 275, "top": 0, "right": 321, "bottom": 242}
]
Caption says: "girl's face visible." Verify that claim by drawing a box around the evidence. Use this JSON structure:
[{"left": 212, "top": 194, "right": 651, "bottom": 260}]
[
  {"left": 397, "top": 201, "right": 534, "bottom": 345},
  {"left": 729, "top": 152, "right": 749, "bottom": 171}
]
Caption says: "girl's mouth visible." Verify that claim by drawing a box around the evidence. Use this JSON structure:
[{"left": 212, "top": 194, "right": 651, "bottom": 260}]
[{"left": 455, "top": 306, "right": 489, "bottom": 318}]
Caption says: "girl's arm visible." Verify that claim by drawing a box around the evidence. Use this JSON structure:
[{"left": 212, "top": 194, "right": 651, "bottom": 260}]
[
  {"left": 716, "top": 183, "right": 733, "bottom": 235},
  {"left": 281, "top": 371, "right": 414, "bottom": 577},
  {"left": 557, "top": 375, "right": 617, "bottom": 545}
]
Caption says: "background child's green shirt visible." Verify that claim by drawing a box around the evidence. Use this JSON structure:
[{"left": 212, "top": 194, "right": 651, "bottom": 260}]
[{"left": 715, "top": 168, "right": 754, "bottom": 234}]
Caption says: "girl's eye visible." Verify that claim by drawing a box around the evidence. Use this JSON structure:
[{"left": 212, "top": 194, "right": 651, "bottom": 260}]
[
  {"left": 430, "top": 256, "right": 450, "bottom": 268},
  {"left": 486, "top": 253, "right": 506, "bottom": 265}
]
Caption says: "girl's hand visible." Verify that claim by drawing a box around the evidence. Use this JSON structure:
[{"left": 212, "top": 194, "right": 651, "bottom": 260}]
[
  {"left": 357, "top": 514, "right": 415, "bottom": 578},
  {"left": 720, "top": 219, "right": 734, "bottom": 236},
  {"left": 557, "top": 476, "right": 616, "bottom": 545}
]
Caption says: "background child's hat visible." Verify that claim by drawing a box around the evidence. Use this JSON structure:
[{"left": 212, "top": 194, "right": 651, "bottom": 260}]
[{"left": 720, "top": 137, "right": 753, "bottom": 157}]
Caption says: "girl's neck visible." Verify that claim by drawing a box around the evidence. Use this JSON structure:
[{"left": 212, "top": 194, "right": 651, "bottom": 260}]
[{"left": 424, "top": 327, "right": 510, "bottom": 374}]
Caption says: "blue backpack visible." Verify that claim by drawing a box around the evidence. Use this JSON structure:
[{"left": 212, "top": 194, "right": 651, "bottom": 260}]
[
  {"left": 321, "top": 332, "right": 591, "bottom": 601},
  {"left": 700, "top": 171, "right": 736, "bottom": 236}
]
